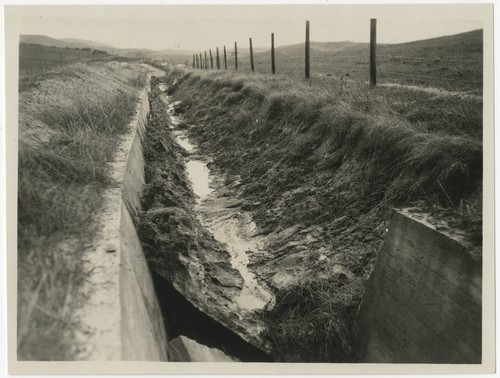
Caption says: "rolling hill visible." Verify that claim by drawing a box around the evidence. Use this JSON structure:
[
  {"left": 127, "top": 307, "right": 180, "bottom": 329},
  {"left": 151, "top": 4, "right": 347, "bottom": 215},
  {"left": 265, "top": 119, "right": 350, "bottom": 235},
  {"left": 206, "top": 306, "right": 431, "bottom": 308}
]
[
  {"left": 19, "top": 34, "right": 194, "bottom": 65},
  {"left": 19, "top": 43, "right": 113, "bottom": 81},
  {"left": 20, "top": 34, "right": 112, "bottom": 50},
  {"left": 59, "top": 37, "right": 114, "bottom": 50},
  {"left": 242, "top": 29, "right": 483, "bottom": 92}
]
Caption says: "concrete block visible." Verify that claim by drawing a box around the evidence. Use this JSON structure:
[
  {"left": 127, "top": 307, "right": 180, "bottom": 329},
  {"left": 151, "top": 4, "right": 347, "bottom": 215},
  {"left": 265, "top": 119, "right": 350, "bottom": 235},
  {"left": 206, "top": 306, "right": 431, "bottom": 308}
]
[
  {"left": 71, "top": 79, "right": 168, "bottom": 361},
  {"left": 168, "top": 336, "right": 238, "bottom": 362},
  {"left": 355, "top": 208, "right": 481, "bottom": 363}
]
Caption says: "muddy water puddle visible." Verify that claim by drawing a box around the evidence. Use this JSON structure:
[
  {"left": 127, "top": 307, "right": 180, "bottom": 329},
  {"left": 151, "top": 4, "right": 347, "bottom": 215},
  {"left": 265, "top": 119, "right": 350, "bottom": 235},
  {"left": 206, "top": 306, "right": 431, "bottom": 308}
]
[
  {"left": 200, "top": 203, "right": 274, "bottom": 311},
  {"left": 162, "top": 91, "right": 274, "bottom": 313},
  {"left": 175, "top": 134, "right": 195, "bottom": 153}
]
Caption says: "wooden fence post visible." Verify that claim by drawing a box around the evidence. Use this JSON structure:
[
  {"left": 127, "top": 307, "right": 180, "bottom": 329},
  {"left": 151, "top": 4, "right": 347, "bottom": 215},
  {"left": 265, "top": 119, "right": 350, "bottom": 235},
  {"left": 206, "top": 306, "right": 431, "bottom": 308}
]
[
  {"left": 209, "top": 49, "right": 213, "bottom": 69},
  {"left": 249, "top": 38, "right": 255, "bottom": 72},
  {"left": 370, "top": 18, "right": 377, "bottom": 88},
  {"left": 234, "top": 42, "right": 238, "bottom": 70},
  {"left": 216, "top": 47, "right": 220, "bottom": 69},
  {"left": 192, "top": 55, "right": 195, "bottom": 69},
  {"left": 205, "top": 51, "right": 208, "bottom": 70},
  {"left": 305, "top": 20, "right": 310, "bottom": 79},
  {"left": 195, "top": 54, "right": 199, "bottom": 69},
  {"left": 271, "top": 33, "right": 276, "bottom": 75},
  {"left": 224, "top": 45, "right": 228, "bottom": 70}
]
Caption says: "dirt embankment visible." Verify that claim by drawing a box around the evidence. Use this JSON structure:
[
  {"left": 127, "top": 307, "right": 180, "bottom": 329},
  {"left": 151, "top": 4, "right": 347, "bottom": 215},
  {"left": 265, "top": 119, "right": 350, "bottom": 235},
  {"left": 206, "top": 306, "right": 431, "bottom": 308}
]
[{"left": 161, "top": 68, "right": 482, "bottom": 362}]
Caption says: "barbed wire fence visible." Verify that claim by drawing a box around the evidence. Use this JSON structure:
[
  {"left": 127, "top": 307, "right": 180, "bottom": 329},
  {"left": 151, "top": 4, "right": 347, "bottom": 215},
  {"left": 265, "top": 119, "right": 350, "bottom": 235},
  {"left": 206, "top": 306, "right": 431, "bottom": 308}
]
[{"left": 190, "top": 19, "right": 482, "bottom": 91}]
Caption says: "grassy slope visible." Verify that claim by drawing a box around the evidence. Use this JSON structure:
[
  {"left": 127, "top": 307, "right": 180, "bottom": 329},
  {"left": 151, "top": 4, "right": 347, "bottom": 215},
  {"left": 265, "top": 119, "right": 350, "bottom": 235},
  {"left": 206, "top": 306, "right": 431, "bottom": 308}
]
[
  {"left": 234, "top": 29, "right": 483, "bottom": 93},
  {"left": 167, "top": 61, "right": 482, "bottom": 360},
  {"left": 20, "top": 35, "right": 111, "bottom": 50},
  {"left": 17, "top": 61, "right": 149, "bottom": 360},
  {"left": 19, "top": 43, "right": 111, "bottom": 72}
]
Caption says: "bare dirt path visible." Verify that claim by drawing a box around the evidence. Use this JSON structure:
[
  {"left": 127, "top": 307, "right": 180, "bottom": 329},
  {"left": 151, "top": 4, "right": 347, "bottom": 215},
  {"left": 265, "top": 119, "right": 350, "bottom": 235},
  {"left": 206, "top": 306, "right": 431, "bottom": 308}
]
[{"left": 378, "top": 82, "right": 482, "bottom": 101}]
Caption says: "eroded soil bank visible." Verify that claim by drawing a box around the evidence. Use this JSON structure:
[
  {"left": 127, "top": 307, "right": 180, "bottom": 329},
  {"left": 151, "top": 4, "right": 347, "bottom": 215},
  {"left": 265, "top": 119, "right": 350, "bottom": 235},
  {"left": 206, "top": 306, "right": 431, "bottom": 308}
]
[{"left": 138, "top": 76, "right": 276, "bottom": 359}]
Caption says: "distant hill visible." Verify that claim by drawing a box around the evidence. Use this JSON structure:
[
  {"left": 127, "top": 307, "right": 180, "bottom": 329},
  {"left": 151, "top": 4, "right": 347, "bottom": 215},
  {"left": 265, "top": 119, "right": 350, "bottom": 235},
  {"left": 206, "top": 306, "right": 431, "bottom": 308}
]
[
  {"left": 242, "top": 29, "right": 483, "bottom": 93},
  {"left": 391, "top": 29, "right": 482, "bottom": 51},
  {"left": 120, "top": 47, "right": 197, "bottom": 57},
  {"left": 20, "top": 34, "right": 112, "bottom": 50},
  {"left": 59, "top": 38, "right": 113, "bottom": 50},
  {"left": 275, "top": 41, "right": 362, "bottom": 56},
  {"left": 379, "top": 29, "right": 482, "bottom": 60},
  {"left": 19, "top": 43, "right": 113, "bottom": 77},
  {"left": 253, "top": 29, "right": 482, "bottom": 62},
  {"left": 19, "top": 34, "right": 195, "bottom": 64},
  {"left": 118, "top": 48, "right": 198, "bottom": 65},
  {"left": 238, "top": 46, "right": 268, "bottom": 54},
  {"left": 21, "top": 35, "right": 74, "bottom": 49}
]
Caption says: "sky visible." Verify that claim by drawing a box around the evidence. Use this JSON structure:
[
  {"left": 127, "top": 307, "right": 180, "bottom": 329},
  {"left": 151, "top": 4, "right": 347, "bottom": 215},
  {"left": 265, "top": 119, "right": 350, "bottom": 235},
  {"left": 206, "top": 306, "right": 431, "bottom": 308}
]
[{"left": 6, "top": 3, "right": 487, "bottom": 51}]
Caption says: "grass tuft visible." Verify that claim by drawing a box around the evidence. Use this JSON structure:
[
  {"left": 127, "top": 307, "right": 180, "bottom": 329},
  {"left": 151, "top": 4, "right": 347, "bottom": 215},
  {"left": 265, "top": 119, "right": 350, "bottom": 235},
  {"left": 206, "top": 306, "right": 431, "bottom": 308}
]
[{"left": 264, "top": 275, "right": 365, "bottom": 362}]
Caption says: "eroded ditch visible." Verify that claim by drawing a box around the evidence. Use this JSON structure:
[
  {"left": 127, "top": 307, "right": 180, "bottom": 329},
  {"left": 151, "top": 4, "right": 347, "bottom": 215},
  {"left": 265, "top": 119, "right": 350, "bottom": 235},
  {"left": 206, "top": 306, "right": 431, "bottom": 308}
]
[
  {"left": 141, "top": 82, "right": 275, "bottom": 361},
  {"left": 140, "top": 70, "right": 483, "bottom": 364},
  {"left": 140, "top": 78, "right": 373, "bottom": 363},
  {"left": 160, "top": 87, "right": 275, "bottom": 314}
]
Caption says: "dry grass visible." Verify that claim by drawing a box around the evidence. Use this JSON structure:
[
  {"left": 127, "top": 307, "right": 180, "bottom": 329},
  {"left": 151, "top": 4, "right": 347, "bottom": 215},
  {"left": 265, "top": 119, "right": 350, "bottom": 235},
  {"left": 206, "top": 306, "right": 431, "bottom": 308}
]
[
  {"left": 172, "top": 70, "right": 481, "bottom": 207},
  {"left": 17, "top": 61, "right": 151, "bottom": 360},
  {"left": 264, "top": 275, "right": 365, "bottom": 362}
]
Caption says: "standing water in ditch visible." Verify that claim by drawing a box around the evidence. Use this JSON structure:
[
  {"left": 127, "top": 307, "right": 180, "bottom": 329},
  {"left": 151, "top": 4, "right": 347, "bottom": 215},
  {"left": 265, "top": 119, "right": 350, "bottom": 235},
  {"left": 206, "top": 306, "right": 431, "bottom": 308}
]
[{"left": 159, "top": 87, "right": 274, "bottom": 315}]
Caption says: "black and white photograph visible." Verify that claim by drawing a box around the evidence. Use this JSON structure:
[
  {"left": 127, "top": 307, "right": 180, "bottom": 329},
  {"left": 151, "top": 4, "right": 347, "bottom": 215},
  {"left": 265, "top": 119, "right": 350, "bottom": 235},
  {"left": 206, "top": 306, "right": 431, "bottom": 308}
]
[{"left": 3, "top": 2, "right": 495, "bottom": 375}]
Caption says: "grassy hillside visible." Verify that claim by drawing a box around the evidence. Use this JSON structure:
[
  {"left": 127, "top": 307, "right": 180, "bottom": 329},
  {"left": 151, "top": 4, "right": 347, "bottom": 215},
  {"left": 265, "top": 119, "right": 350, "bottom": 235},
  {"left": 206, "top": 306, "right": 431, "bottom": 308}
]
[
  {"left": 21, "top": 34, "right": 84, "bottom": 49},
  {"left": 19, "top": 34, "right": 193, "bottom": 65},
  {"left": 19, "top": 43, "right": 113, "bottom": 84},
  {"left": 166, "top": 67, "right": 482, "bottom": 361},
  {"left": 20, "top": 34, "right": 113, "bottom": 50},
  {"left": 17, "top": 61, "right": 152, "bottom": 360},
  {"left": 222, "top": 30, "right": 483, "bottom": 93},
  {"left": 59, "top": 37, "right": 113, "bottom": 49}
]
